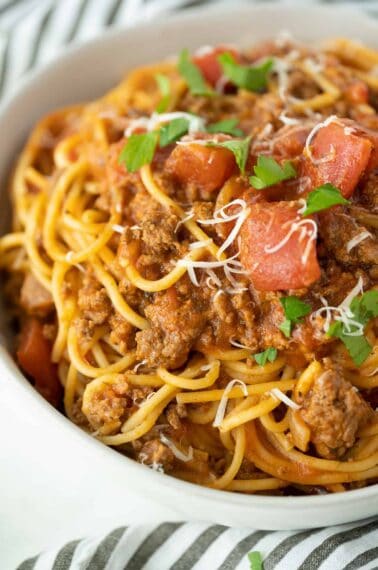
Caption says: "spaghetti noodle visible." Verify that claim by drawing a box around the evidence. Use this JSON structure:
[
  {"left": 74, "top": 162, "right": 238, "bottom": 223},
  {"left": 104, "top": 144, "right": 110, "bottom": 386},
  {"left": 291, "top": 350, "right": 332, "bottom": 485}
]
[{"left": 1, "top": 35, "right": 378, "bottom": 494}]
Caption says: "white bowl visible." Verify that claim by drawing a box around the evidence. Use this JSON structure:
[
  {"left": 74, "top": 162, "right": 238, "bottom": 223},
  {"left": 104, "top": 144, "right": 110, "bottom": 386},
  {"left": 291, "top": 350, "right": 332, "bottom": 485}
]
[{"left": 1, "top": 3, "right": 378, "bottom": 532}]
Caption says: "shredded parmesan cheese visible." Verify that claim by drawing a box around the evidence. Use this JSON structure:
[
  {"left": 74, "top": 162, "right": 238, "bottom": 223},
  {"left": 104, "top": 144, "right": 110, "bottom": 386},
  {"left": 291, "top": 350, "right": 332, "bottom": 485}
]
[
  {"left": 346, "top": 231, "right": 372, "bottom": 252},
  {"left": 125, "top": 112, "right": 206, "bottom": 137},
  {"left": 230, "top": 339, "right": 252, "bottom": 350},
  {"left": 205, "top": 268, "right": 222, "bottom": 289},
  {"left": 112, "top": 224, "right": 125, "bottom": 234},
  {"left": 160, "top": 433, "right": 193, "bottom": 462},
  {"left": 177, "top": 251, "right": 246, "bottom": 288},
  {"left": 304, "top": 115, "right": 338, "bottom": 164},
  {"left": 175, "top": 209, "right": 194, "bottom": 232},
  {"left": 269, "top": 388, "right": 300, "bottom": 410},
  {"left": 311, "top": 277, "right": 365, "bottom": 335},
  {"left": 278, "top": 111, "right": 301, "bottom": 126},
  {"left": 215, "top": 75, "right": 228, "bottom": 95},
  {"left": 213, "top": 289, "right": 225, "bottom": 300},
  {"left": 198, "top": 199, "right": 250, "bottom": 259},
  {"left": 139, "top": 453, "right": 164, "bottom": 473},
  {"left": 213, "top": 379, "right": 248, "bottom": 427},
  {"left": 189, "top": 239, "right": 212, "bottom": 250},
  {"left": 132, "top": 359, "right": 147, "bottom": 373},
  {"left": 264, "top": 218, "right": 317, "bottom": 264}
]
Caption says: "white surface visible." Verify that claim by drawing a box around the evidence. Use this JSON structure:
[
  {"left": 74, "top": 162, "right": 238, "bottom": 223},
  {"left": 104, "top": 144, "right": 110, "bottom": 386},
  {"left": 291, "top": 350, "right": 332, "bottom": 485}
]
[{"left": 1, "top": 4, "right": 378, "bottom": 568}]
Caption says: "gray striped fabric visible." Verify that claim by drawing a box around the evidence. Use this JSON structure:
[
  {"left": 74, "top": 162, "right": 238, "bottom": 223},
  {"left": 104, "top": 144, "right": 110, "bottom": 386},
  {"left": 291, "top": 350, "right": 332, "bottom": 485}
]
[
  {"left": 6, "top": 0, "right": 378, "bottom": 568},
  {"left": 18, "top": 519, "right": 378, "bottom": 569}
]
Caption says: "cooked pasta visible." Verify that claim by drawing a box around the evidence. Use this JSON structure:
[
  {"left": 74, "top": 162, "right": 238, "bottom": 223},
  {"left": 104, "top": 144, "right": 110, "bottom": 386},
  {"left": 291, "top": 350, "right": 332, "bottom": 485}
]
[{"left": 1, "top": 35, "right": 378, "bottom": 494}]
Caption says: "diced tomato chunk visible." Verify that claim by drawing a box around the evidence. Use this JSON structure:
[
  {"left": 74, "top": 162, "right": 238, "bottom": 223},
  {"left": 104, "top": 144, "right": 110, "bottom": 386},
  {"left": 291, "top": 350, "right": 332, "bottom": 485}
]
[
  {"left": 107, "top": 139, "right": 128, "bottom": 187},
  {"left": 344, "top": 80, "right": 369, "bottom": 105},
  {"left": 272, "top": 125, "right": 312, "bottom": 160},
  {"left": 166, "top": 142, "right": 237, "bottom": 193},
  {"left": 240, "top": 201, "right": 321, "bottom": 291},
  {"left": 17, "top": 318, "right": 62, "bottom": 408},
  {"left": 193, "top": 46, "right": 240, "bottom": 87},
  {"left": 301, "top": 121, "right": 373, "bottom": 198}
]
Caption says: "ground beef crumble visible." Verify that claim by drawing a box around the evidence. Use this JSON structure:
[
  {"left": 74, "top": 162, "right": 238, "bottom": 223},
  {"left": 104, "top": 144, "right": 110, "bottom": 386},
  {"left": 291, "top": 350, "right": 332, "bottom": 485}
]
[{"left": 300, "top": 368, "right": 373, "bottom": 458}]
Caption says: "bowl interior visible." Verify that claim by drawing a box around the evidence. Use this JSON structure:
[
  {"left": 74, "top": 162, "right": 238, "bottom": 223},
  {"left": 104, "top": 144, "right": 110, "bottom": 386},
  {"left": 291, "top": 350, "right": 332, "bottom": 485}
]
[{"left": 1, "top": 3, "right": 378, "bottom": 530}]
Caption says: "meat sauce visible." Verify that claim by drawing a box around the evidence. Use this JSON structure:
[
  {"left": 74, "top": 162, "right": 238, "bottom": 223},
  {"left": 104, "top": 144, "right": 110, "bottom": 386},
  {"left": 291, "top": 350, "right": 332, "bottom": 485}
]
[{"left": 7, "top": 38, "right": 378, "bottom": 481}]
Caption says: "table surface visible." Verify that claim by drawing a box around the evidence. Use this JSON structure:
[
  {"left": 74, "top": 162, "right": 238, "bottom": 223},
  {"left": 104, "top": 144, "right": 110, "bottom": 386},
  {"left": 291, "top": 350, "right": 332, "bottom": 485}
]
[{"left": 0, "top": 385, "right": 181, "bottom": 569}]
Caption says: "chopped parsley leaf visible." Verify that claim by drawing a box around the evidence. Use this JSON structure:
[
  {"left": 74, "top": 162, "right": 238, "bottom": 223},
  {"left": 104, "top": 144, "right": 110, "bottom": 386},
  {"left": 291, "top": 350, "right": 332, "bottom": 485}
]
[
  {"left": 155, "top": 73, "right": 171, "bottom": 113},
  {"left": 254, "top": 347, "right": 278, "bottom": 366},
  {"left": 207, "top": 118, "right": 244, "bottom": 137},
  {"left": 250, "top": 156, "right": 296, "bottom": 189},
  {"left": 327, "top": 290, "right": 378, "bottom": 365},
  {"left": 328, "top": 322, "right": 372, "bottom": 366},
  {"left": 279, "top": 318, "right": 292, "bottom": 338},
  {"left": 279, "top": 296, "right": 312, "bottom": 338},
  {"left": 208, "top": 136, "right": 251, "bottom": 174},
  {"left": 248, "top": 550, "right": 263, "bottom": 570},
  {"left": 219, "top": 52, "right": 273, "bottom": 92},
  {"left": 302, "top": 183, "right": 349, "bottom": 216},
  {"left": 178, "top": 49, "right": 214, "bottom": 96},
  {"left": 160, "top": 117, "right": 189, "bottom": 147},
  {"left": 119, "top": 131, "right": 159, "bottom": 173}
]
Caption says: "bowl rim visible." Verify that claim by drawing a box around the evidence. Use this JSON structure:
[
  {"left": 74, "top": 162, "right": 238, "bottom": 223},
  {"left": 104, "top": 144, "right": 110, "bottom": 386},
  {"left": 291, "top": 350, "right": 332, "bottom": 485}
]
[{"left": 1, "top": 0, "right": 378, "bottom": 515}]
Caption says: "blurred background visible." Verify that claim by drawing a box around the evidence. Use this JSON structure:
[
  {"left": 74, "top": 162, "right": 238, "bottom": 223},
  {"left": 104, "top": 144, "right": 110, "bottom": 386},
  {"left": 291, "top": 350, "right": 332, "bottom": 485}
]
[{"left": 1, "top": 0, "right": 378, "bottom": 99}]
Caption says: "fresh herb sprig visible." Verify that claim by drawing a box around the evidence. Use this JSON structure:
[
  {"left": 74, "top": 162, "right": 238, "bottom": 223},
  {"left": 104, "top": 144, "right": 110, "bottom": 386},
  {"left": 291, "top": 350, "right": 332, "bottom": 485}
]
[
  {"left": 178, "top": 49, "right": 214, "bottom": 96},
  {"left": 155, "top": 73, "right": 171, "bottom": 113},
  {"left": 207, "top": 118, "right": 244, "bottom": 137},
  {"left": 254, "top": 347, "right": 278, "bottom": 366},
  {"left": 279, "top": 296, "right": 312, "bottom": 338},
  {"left": 219, "top": 52, "right": 273, "bottom": 92},
  {"left": 301, "top": 183, "right": 349, "bottom": 216},
  {"left": 327, "top": 290, "right": 378, "bottom": 366},
  {"left": 208, "top": 136, "right": 251, "bottom": 174},
  {"left": 248, "top": 551, "right": 263, "bottom": 570},
  {"left": 250, "top": 156, "right": 296, "bottom": 189}
]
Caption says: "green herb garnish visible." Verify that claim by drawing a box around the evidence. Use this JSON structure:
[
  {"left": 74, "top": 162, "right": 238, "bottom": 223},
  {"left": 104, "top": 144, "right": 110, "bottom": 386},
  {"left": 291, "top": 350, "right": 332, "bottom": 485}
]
[
  {"left": 254, "top": 347, "right": 278, "bottom": 366},
  {"left": 178, "top": 49, "right": 214, "bottom": 96},
  {"left": 208, "top": 136, "right": 251, "bottom": 174},
  {"left": 302, "top": 183, "right": 349, "bottom": 216},
  {"left": 327, "top": 290, "right": 378, "bottom": 366},
  {"left": 119, "top": 131, "right": 159, "bottom": 173},
  {"left": 279, "top": 296, "right": 312, "bottom": 338},
  {"left": 159, "top": 117, "right": 189, "bottom": 147},
  {"left": 155, "top": 73, "right": 171, "bottom": 113},
  {"left": 219, "top": 52, "right": 273, "bottom": 92},
  {"left": 250, "top": 156, "right": 297, "bottom": 189},
  {"left": 248, "top": 550, "right": 263, "bottom": 570},
  {"left": 207, "top": 118, "right": 244, "bottom": 137}
]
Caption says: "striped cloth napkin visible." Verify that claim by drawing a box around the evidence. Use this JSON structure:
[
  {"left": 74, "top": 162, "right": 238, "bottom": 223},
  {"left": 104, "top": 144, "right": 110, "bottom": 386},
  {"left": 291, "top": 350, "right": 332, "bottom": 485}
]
[
  {"left": 17, "top": 520, "right": 378, "bottom": 570},
  {"left": 3, "top": 0, "right": 377, "bottom": 568}
]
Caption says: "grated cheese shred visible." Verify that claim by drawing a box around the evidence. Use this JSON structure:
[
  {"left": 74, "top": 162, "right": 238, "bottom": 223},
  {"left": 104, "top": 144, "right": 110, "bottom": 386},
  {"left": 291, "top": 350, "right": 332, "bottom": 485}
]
[
  {"left": 311, "top": 277, "right": 365, "bottom": 336},
  {"left": 213, "top": 379, "right": 248, "bottom": 427},
  {"left": 264, "top": 218, "right": 318, "bottom": 264},
  {"left": 304, "top": 115, "right": 338, "bottom": 164},
  {"left": 160, "top": 433, "right": 193, "bottom": 462},
  {"left": 346, "top": 231, "right": 372, "bottom": 252},
  {"left": 269, "top": 388, "right": 300, "bottom": 410},
  {"left": 125, "top": 112, "right": 206, "bottom": 137}
]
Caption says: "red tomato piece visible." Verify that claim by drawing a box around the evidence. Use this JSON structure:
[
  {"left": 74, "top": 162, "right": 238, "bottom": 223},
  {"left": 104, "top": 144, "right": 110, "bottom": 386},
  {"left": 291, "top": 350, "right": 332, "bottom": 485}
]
[
  {"left": 193, "top": 46, "right": 240, "bottom": 87},
  {"left": 166, "top": 142, "right": 237, "bottom": 193},
  {"left": 17, "top": 318, "right": 62, "bottom": 408},
  {"left": 272, "top": 125, "right": 312, "bottom": 160},
  {"left": 344, "top": 80, "right": 369, "bottom": 105},
  {"left": 107, "top": 139, "right": 128, "bottom": 187},
  {"left": 301, "top": 121, "right": 373, "bottom": 198},
  {"left": 240, "top": 201, "right": 321, "bottom": 291}
]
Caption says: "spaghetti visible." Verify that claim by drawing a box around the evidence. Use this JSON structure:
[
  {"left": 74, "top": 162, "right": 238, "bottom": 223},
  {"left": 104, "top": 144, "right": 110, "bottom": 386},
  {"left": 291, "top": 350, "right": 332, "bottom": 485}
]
[{"left": 1, "top": 35, "right": 378, "bottom": 495}]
